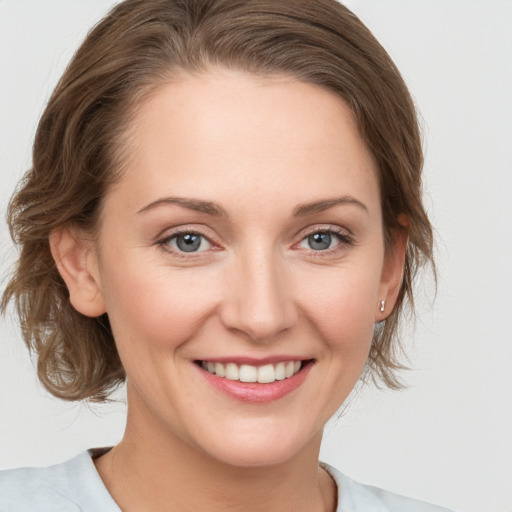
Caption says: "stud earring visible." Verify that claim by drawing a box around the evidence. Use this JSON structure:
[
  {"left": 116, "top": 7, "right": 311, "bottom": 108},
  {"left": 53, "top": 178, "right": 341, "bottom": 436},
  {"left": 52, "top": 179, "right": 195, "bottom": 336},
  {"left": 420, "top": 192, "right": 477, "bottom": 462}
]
[{"left": 379, "top": 300, "right": 386, "bottom": 312}]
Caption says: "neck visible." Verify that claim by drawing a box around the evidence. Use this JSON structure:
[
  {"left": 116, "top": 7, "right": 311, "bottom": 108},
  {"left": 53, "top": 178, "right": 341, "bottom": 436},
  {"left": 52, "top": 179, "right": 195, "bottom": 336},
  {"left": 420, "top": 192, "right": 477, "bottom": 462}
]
[{"left": 94, "top": 387, "right": 336, "bottom": 512}]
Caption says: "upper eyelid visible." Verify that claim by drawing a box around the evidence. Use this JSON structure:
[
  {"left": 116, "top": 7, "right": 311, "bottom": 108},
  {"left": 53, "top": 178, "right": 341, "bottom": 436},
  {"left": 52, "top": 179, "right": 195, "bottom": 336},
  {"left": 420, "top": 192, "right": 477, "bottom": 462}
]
[
  {"left": 156, "top": 224, "right": 217, "bottom": 242},
  {"left": 295, "top": 224, "right": 352, "bottom": 240},
  {"left": 293, "top": 225, "right": 353, "bottom": 251},
  {"left": 293, "top": 230, "right": 353, "bottom": 261},
  {"left": 156, "top": 230, "right": 218, "bottom": 258},
  {"left": 154, "top": 223, "right": 352, "bottom": 247},
  {"left": 155, "top": 228, "right": 219, "bottom": 256}
]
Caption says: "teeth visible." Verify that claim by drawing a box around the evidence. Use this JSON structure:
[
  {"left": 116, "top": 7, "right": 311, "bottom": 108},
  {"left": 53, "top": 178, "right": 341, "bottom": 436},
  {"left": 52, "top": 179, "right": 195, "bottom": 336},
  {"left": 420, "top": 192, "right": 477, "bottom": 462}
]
[
  {"left": 257, "top": 364, "right": 275, "bottom": 384},
  {"left": 225, "top": 363, "right": 239, "bottom": 381},
  {"left": 214, "top": 362, "right": 225, "bottom": 378},
  {"left": 201, "top": 360, "right": 304, "bottom": 383},
  {"left": 239, "top": 364, "right": 257, "bottom": 382},
  {"left": 285, "top": 361, "right": 295, "bottom": 378},
  {"left": 274, "top": 362, "right": 286, "bottom": 381}
]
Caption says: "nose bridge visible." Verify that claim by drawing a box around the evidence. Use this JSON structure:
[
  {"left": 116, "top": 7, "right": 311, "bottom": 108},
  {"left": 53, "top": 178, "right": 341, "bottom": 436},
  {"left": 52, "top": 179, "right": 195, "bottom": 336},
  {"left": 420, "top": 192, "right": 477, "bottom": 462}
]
[{"left": 221, "top": 241, "right": 296, "bottom": 341}]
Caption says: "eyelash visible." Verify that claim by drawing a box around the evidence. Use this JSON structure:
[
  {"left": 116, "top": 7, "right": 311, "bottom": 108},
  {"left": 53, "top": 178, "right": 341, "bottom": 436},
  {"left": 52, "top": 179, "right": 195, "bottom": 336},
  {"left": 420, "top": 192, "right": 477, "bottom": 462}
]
[
  {"left": 156, "top": 227, "right": 215, "bottom": 259},
  {"left": 296, "top": 226, "right": 353, "bottom": 256},
  {"left": 156, "top": 225, "right": 353, "bottom": 258}
]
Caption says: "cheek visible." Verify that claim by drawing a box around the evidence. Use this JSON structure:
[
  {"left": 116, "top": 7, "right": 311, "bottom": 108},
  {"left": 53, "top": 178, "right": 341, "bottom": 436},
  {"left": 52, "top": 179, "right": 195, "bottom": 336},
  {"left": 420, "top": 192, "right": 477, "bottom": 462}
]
[
  {"left": 295, "top": 264, "right": 381, "bottom": 353},
  {"left": 100, "top": 258, "right": 221, "bottom": 352}
]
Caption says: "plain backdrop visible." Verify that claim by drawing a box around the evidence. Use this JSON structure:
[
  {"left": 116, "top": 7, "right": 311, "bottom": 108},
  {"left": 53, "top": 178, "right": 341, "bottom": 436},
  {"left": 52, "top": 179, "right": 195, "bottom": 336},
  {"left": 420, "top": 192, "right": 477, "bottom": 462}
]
[{"left": 1, "top": 1, "right": 511, "bottom": 511}]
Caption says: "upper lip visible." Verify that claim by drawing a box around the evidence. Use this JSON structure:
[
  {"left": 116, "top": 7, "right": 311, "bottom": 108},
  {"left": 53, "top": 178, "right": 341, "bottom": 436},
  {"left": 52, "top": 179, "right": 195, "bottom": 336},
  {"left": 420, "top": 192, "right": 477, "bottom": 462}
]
[{"left": 195, "top": 356, "right": 314, "bottom": 366}]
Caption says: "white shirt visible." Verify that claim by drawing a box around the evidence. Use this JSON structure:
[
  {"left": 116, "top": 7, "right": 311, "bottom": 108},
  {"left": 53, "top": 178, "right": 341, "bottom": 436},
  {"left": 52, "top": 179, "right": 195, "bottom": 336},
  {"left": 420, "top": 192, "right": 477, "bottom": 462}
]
[{"left": 0, "top": 449, "right": 454, "bottom": 511}]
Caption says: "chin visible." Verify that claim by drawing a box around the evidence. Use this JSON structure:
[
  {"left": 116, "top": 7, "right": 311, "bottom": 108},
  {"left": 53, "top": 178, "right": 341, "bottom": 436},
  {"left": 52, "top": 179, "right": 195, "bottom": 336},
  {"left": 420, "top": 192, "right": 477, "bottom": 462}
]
[
  {"left": 189, "top": 418, "right": 321, "bottom": 469},
  {"left": 203, "top": 441, "right": 304, "bottom": 469}
]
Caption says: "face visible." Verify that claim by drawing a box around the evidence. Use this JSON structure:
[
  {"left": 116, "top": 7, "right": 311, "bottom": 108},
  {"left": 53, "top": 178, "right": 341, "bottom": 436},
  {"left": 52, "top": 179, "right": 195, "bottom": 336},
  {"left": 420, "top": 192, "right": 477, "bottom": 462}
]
[{"left": 76, "top": 70, "right": 403, "bottom": 467}]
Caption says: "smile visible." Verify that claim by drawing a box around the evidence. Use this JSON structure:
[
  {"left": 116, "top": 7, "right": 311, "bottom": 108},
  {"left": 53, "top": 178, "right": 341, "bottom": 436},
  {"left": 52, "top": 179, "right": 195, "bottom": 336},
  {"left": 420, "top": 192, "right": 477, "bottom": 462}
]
[{"left": 199, "top": 360, "right": 303, "bottom": 384}]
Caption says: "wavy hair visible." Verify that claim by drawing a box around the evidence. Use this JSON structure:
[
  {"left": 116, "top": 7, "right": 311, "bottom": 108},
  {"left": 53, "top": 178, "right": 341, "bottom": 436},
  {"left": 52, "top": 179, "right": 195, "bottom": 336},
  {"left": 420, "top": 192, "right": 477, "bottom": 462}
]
[{"left": 2, "top": 0, "right": 434, "bottom": 401}]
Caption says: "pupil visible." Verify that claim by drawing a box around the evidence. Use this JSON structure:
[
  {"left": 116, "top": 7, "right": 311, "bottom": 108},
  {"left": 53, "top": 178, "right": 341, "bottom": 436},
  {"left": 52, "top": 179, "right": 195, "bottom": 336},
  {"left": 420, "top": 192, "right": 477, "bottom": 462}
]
[
  {"left": 309, "top": 232, "right": 331, "bottom": 250},
  {"left": 177, "top": 233, "right": 201, "bottom": 252}
]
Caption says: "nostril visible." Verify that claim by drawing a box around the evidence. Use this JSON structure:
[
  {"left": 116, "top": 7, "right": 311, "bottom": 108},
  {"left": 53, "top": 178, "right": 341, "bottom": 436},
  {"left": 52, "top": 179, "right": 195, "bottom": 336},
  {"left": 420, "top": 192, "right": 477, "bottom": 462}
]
[
  {"left": 219, "top": 304, "right": 298, "bottom": 342},
  {"left": 218, "top": 261, "right": 298, "bottom": 341}
]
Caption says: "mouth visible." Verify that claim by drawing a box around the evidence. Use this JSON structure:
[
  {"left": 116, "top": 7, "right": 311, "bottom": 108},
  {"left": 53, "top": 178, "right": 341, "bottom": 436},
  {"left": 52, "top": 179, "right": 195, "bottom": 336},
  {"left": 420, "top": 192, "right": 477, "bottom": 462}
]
[
  {"left": 194, "top": 358, "right": 314, "bottom": 402},
  {"left": 196, "top": 359, "right": 311, "bottom": 384}
]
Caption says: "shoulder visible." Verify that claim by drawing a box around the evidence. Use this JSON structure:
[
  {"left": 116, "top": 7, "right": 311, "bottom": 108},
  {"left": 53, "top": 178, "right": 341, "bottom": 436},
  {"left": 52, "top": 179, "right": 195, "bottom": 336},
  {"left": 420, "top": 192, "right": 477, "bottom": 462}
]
[
  {"left": 0, "top": 449, "right": 119, "bottom": 512},
  {"left": 322, "top": 463, "right": 455, "bottom": 512}
]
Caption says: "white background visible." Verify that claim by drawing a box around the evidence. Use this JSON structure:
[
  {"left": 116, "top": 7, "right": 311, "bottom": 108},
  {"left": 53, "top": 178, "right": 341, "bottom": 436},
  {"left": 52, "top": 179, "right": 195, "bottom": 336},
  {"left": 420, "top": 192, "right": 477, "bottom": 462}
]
[{"left": 1, "top": 1, "right": 511, "bottom": 511}]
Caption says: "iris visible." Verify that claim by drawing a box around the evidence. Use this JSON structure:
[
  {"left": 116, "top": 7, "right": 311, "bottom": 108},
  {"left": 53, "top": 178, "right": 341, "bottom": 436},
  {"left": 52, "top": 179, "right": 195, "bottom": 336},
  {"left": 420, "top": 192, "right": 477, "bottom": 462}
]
[
  {"left": 175, "top": 233, "right": 203, "bottom": 252},
  {"left": 308, "top": 232, "right": 332, "bottom": 250}
]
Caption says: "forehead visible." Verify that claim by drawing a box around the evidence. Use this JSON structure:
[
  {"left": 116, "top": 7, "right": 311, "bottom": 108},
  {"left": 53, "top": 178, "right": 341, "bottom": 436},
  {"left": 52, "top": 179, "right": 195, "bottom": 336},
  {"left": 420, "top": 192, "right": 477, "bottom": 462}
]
[{"left": 112, "top": 69, "right": 379, "bottom": 214}]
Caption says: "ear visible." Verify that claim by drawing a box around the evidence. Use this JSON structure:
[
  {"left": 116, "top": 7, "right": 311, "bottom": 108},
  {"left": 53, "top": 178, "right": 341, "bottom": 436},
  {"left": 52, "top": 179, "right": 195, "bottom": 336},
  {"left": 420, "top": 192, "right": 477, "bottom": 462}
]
[
  {"left": 375, "top": 217, "right": 409, "bottom": 322},
  {"left": 49, "top": 225, "right": 106, "bottom": 317}
]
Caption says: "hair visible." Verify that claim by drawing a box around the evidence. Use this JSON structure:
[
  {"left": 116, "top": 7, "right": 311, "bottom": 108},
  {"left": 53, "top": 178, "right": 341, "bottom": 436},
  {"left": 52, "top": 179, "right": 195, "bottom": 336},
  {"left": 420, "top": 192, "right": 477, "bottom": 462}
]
[{"left": 2, "top": 0, "right": 434, "bottom": 401}]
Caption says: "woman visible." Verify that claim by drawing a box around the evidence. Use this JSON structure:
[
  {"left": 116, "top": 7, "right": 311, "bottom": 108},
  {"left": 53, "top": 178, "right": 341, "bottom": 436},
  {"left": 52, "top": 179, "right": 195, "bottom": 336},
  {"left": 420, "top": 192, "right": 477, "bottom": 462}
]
[{"left": 0, "top": 0, "right": 453, "bottom": 510}]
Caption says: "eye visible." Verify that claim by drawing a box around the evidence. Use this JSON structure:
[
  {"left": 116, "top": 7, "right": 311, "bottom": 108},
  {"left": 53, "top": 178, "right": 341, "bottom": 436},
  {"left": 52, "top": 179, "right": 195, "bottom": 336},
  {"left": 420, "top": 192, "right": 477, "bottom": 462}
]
[
  {"left": 298, "top": 230, "right": 347, "bottom": 251},
  {"left": 166, "top": 232, "right": 211, "bottom": 253}
]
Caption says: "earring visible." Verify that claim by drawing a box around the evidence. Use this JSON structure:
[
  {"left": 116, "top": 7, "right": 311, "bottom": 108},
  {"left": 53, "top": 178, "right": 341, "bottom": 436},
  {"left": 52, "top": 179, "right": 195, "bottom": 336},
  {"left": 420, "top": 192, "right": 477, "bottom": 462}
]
[{"left": 379, "top": 300, "right": 386, "bottom": 312}]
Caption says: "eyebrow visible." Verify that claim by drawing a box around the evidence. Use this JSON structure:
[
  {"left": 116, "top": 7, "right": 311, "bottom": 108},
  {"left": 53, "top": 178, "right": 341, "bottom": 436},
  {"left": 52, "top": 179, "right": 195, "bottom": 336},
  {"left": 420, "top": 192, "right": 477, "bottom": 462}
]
[
  {"left": 292, "top": 196, "right": 369, "bottom": 216},
  {"left": 137, "top": 197, "right": 228, "bottom": 217},
  {"left": 137, "top": 195, "right": 368, "bottom": 217}
]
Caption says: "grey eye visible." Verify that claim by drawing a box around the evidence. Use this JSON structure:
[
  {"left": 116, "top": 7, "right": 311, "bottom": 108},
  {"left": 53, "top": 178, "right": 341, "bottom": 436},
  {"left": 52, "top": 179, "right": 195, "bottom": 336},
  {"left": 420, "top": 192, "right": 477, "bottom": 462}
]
[
  {"left": 298, "top": 231, "right": 345, "bottom": 251},
  {"left": 307, "top": 232, "right": 333, "bottom": 250},
  {"left": 171, "top": 233, "right": 210, "bottom": 252}
]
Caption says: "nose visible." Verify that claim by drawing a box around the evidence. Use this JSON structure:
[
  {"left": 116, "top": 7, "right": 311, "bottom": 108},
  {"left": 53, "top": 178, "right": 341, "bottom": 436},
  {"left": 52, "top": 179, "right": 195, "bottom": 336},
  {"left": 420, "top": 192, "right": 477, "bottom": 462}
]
[{"left": 219, "top": 246, "right": 298, "bottom": 342}]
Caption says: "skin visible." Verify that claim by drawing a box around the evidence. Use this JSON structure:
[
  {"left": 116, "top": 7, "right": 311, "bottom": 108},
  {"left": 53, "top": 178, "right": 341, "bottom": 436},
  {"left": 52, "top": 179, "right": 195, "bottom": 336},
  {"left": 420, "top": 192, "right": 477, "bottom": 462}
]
[{"left": 51, "top": 69, "right": 406, "bottom": 512}]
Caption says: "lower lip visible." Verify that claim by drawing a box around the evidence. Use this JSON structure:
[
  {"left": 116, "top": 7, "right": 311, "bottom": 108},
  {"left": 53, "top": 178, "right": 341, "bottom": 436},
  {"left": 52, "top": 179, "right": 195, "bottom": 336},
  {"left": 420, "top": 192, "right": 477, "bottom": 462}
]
[{"left": 197, "top": 363, "right": 312, "bottom": 403}]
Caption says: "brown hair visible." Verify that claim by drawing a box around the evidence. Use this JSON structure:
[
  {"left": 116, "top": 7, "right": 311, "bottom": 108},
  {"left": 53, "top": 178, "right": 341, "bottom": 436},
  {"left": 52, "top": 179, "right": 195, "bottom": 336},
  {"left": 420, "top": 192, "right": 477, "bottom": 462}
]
[{"left": 2, "top": 0, "right": 433, "bottom": 401}]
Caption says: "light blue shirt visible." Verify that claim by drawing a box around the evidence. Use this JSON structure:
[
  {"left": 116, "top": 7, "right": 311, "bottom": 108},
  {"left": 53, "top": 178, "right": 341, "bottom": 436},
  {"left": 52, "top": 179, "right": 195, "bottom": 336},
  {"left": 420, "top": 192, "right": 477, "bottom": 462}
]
[{"left": 0, "top": 449, "right": 454, "bottom": 511}]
